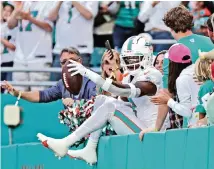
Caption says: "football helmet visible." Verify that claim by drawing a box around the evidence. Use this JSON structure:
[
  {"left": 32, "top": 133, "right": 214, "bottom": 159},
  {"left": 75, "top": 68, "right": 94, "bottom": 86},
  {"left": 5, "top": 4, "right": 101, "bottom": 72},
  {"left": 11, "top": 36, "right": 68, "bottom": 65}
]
[{"left": 120, "top": 35, "right": 153, "bottom": 75}]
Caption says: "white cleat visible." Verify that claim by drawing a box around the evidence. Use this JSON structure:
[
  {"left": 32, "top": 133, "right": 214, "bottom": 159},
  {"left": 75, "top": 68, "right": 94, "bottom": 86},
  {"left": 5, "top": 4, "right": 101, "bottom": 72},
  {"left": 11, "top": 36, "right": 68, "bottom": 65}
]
[
  {"left": 37, "top": 133, "right": 69, "bottom": 158},
  {"left": 67, "top": 148, "right": 97, "bottom": 165}
]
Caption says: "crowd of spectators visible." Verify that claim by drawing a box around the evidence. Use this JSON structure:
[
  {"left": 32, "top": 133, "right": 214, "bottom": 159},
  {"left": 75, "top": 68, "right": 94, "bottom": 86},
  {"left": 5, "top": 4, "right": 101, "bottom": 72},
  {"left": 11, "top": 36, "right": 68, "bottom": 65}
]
[
  {"left": 1, "top": 1, "right": 214, "bottom": 164},
  {"left": 1, "top": 1, "right": 213, "bottom": 89}
]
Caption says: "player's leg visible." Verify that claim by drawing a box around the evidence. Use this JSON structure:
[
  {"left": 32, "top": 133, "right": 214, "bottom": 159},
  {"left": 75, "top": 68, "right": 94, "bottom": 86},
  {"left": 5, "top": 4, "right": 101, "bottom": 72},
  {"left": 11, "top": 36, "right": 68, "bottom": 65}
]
[
  {"left": 37, "top": 96, "right": 116, "bottom": 158},
  {"left": 67, "top": 100, "right": 146, "bottom": 164},
  {"left": 37, "top": 97, "right": 146, "bottom": 160}
]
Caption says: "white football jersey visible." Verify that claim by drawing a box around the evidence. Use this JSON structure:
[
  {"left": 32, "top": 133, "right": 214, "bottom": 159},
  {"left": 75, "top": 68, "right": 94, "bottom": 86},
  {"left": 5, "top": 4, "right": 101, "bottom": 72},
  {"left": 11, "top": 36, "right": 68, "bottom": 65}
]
[
  {"left": 14, "top": 1, "right": 54, "bottom": 64},
  {"left": 53, "top": 1, "right": 99, "bottom": 54},
  {"left": 0, "top": 22, "right": 16, "bottom": 64},
  {"left": 122, "top": 66, "right": 163, "bottom": 127}
]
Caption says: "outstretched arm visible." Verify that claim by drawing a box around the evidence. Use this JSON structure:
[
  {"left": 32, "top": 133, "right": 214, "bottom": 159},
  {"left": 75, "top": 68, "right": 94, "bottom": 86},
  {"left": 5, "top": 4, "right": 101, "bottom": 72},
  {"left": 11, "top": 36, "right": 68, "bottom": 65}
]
[{"left": 68, "top": 60, "right": 157, "bottom": 98}]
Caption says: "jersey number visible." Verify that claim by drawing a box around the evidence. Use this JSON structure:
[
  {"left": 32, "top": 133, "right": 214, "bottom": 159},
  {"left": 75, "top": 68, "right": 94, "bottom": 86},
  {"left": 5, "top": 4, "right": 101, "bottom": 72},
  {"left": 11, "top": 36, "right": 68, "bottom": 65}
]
[
  {"left": 3, "top": 46, "right": 9, "bottom": 54},
  {"left": 19, "top": 11, "right": 39, "bottom": 32},
  {"left": 68, "top": 8, "right": 72, "bottom": 23}
]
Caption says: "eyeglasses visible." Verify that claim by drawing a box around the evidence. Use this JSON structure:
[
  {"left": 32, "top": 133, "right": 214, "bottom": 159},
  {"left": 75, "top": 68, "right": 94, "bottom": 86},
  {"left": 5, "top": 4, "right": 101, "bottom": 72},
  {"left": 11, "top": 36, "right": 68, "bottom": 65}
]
[
  {"left": 60, "top": 60, "right": 68, "bottom": 65},
  {"left": 60, "top": 58, "right": 81, "bottom": 65}
]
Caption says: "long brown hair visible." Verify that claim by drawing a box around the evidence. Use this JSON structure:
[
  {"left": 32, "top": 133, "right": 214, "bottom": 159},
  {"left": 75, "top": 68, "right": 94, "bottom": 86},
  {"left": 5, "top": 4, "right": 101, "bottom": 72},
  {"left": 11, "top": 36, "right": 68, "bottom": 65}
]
[{"left": 168, "top": 60, "right": 192, "bottom": 95}]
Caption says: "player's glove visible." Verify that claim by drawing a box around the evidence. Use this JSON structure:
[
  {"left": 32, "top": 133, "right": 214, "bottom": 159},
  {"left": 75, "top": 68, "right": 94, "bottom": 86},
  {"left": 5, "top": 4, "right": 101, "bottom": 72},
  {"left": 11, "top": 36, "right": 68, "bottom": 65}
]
[{"left": 67, "top": 60, "right": 87, "bottom": 77}]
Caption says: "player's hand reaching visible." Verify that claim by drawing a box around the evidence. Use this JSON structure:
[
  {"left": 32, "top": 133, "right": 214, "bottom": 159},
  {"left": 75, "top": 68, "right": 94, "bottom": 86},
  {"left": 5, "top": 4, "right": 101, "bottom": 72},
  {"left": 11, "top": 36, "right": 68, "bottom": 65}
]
[
  {"left": 67, "top": 60, "right": 87, "bottom": 77},
  {"left": 1, "top": 80, "right": 19, "bottom": 96}
]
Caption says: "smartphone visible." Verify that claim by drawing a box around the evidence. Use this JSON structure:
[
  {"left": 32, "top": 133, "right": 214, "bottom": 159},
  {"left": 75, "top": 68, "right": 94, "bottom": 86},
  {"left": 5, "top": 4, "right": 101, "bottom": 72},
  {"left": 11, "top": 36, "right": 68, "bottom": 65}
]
[{"left": 105, "top": 40, "right": 114, "bottom": 60}]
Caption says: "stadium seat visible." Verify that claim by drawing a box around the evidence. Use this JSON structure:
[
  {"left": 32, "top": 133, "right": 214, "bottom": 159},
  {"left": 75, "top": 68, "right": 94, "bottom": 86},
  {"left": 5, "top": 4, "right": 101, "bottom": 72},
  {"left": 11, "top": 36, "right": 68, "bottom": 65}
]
[{"left": 90, "top": 47, "right": 106, "bottom": 67}]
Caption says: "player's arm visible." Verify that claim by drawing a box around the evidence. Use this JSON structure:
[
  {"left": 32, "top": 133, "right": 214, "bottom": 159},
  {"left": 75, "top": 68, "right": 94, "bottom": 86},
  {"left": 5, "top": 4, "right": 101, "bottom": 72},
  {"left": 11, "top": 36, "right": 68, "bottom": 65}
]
[
  {"left": 0, "top": 38, "right": 16, "bottom": 51},
  {"left": 48, "top": 1, "right": 63, "bottom": 21},
  {"left": 139, "top": 95, "right": 169, "bottom": 141},
  {"left": 19, "top": 10, "right": 52, "bottom": 32},
  {"left": 112, "top": 80, "right": 157, "bottom": 97},
  {"left": 68, "top": 60, "right": 157, "bottom": 98},
  {"left": 72, "top": 1, "right": 94, "bottom": 20}
]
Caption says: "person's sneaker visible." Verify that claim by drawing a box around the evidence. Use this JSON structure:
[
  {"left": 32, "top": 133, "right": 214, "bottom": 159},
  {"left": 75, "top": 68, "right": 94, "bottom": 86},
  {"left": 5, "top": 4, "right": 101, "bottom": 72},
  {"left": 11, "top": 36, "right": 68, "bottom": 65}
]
[
  {"left": 37, "top": 133, "right": 68, "bottom": 158},
  {"left": 67, "top": 139, "right": 98, "bottom": 165}
]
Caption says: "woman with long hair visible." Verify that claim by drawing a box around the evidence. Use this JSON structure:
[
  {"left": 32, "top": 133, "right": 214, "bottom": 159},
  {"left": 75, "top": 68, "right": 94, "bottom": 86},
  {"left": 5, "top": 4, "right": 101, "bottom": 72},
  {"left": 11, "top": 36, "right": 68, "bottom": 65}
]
[
  {"left": 149, "top": 44, "right": 199, "bottom": 130},
  {"left": 153, "top": 50, "right": 167, "bottom": 75}
]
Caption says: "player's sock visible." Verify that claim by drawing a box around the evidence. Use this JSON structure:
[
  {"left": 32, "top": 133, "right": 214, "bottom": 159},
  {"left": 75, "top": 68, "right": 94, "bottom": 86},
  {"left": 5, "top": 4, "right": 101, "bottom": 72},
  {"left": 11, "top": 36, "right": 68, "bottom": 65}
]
[{"left": 67, "top": 138, "right": 98, "bottom": 165}]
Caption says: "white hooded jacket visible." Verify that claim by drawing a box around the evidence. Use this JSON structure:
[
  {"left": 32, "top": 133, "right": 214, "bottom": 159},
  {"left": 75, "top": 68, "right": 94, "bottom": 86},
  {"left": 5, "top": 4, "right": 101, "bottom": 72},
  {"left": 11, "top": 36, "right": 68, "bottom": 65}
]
[{"left": 167, "top": 64, "right": 199, "bottom": 118}]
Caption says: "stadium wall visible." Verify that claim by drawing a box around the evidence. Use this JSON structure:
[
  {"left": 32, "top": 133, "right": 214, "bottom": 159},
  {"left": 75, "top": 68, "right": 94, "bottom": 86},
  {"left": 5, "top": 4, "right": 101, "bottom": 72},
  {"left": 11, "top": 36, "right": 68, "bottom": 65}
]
[{"left": 1, "top": 95, "right": 214, "bottom": 169}]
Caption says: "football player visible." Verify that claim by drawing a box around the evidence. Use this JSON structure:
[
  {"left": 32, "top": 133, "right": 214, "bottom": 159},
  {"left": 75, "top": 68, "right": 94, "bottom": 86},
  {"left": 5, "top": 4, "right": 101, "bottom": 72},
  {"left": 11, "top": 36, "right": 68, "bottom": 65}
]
[{"left": 37, "top": 35, "right": 167, "bottom": 164}]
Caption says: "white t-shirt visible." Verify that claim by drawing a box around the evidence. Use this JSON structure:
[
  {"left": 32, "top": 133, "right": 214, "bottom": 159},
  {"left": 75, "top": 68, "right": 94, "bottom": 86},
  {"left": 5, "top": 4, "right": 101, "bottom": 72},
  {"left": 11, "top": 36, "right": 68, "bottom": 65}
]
[
  {"left": 14, "top": 1, "right": 54, "bottom": 64},
  {"left": 138, "top": 1, "right": 181, "bottom": 31},
  {"left": 53, "top": 1, "right": 99, "bottom": 55},
  {"left": 167, "top": 64, "right": 200, "bottom": 125},
  {"left": 0, "top": 22, "right": 16, "bottom": 64}
]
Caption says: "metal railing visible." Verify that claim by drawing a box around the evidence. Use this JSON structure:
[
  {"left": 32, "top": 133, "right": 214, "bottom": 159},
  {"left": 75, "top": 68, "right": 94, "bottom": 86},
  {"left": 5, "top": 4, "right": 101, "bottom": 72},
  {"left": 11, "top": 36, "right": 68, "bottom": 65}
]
[
  {"left": 0, "top": 67, "right": 101, "bottom": 87},
  {"left": 151, "top": 39, "right": 176, "bottom": 44}
]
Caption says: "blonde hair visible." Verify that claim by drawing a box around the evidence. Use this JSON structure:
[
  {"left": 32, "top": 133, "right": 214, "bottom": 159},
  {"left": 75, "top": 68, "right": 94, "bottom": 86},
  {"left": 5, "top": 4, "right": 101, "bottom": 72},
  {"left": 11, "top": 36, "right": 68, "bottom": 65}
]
[
  {"left": 101, "top": 50, "right": 120, "bottom": 79},
  {"left": 97, "top": 50, "right": 121, "bottom": 95},
  {"left": 195, "top": 58, "right": 213, "bottom": 82}
]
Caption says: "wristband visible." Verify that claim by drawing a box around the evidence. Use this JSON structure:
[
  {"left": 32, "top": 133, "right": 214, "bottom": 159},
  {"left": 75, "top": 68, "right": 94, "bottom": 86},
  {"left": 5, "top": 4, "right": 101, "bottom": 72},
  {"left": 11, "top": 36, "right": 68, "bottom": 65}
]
[
  {"left": 154, "top": 128, "right": 158, "bottom": 132},
  {"left": 102, "top": 78, "right": 113, "bottom": 91},
  {"left": 127, "top": 83, "right": 137, "bottom": 98}
]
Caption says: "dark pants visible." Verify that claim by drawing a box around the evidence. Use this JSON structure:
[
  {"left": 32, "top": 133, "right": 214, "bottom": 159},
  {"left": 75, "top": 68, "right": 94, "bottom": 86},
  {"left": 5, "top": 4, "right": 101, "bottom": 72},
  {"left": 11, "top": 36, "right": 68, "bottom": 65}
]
[
  {"left": 113, "top": 25, "right": 135, "bottom": 50},
  {"left": 50, "top": 53, "right": 91, "bottom": 82},
  {"left": 148, "top": 31, "right": 173, "bottom": 53},
  {"left": 1, "top": 61, "right": 13, "bottom": 81},
  {"left": 1, "top": 61, "right": 13, "bottom": 93}
]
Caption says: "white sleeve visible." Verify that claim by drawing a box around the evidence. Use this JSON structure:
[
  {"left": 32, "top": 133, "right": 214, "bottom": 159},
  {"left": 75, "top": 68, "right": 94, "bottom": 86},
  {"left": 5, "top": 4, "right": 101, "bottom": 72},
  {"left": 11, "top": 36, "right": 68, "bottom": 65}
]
[
  {"left": 85, "top": 1, "right": 99, "bottom": 18},
  {"left": 138, "top": 1, "right": 153, "bottom": 23},
  {"left": 167, "top": 76, "right": 192, "bottom": 118}
]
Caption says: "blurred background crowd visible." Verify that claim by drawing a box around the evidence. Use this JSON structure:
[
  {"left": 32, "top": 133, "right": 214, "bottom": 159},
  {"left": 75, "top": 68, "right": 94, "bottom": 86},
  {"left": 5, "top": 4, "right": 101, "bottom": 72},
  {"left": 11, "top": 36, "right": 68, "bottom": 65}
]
[{"left": 1, "top": 1, "right": 214, "bottom": 92}]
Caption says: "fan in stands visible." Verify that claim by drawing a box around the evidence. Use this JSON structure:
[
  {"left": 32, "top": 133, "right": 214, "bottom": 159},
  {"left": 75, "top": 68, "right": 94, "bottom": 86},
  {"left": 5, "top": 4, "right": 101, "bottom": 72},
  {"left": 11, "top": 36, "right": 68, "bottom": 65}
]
[{"left": 62, "top": 60, "right": 83, "bottom": 95}]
